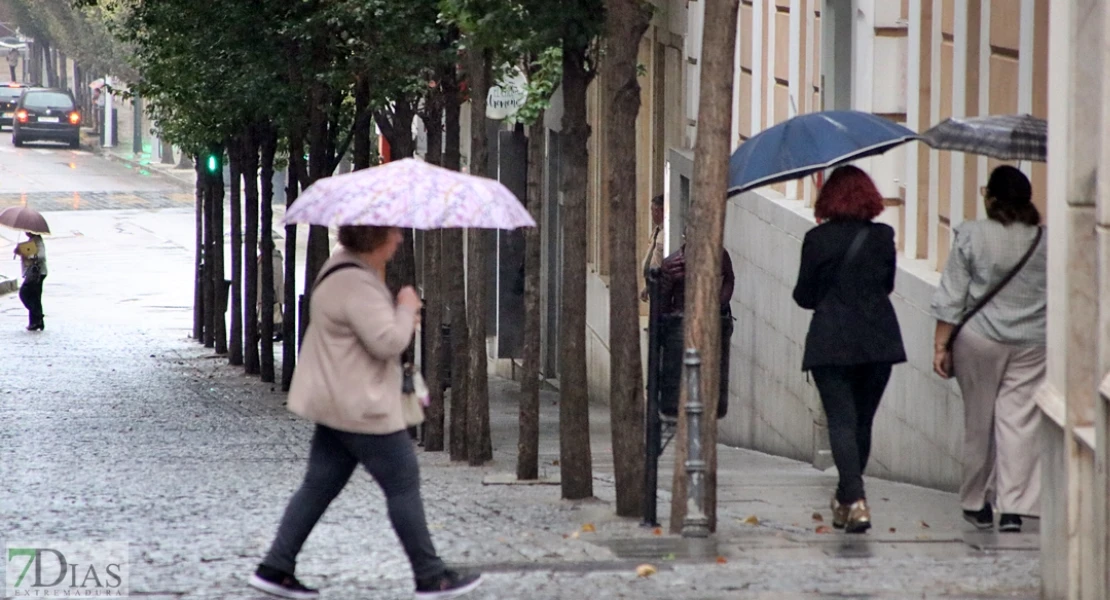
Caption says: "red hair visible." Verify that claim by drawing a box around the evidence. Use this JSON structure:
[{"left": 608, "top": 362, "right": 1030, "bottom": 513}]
[{"left": 813, "top": 165, "right": 885, "bottom": 222}]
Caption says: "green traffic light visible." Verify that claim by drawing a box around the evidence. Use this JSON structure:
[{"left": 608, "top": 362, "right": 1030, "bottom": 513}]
[{"left": 206, "top": 154, "right": 219, "bottom": 173}]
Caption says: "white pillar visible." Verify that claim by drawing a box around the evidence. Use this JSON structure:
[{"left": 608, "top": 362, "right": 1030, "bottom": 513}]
[{"left": 104, "top": 75, "right": 115, "bottom": 148}]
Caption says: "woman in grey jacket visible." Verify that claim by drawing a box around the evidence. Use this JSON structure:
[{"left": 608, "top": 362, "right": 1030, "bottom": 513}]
[{"left": 931, "top": 166, "right": 1046, "bottom": 534}]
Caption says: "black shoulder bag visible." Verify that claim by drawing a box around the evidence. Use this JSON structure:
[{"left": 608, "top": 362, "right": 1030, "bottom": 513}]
[{"left": 944, "top": 226, "right": 1043, "bottom": 353}]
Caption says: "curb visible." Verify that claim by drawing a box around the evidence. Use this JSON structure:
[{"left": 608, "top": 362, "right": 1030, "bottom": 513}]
[
  {"left": 81, "top": 131, "right": 195, "bottom": 192},
  {"left": 0, "top": 278, "right": 19, "bottom": 296}
]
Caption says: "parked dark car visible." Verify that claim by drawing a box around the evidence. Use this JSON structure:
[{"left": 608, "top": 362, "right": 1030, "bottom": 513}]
[
  {"left": 12, "top": 88, "right": 81, "bottom": 148},
  {"left": 0, "top": 82, "right": 27, "bottom": 128}
]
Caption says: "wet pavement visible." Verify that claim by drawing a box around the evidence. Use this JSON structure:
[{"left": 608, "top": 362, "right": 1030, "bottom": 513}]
[{"left": 0, "top": 130, "right": 1039, "bottom": 599}]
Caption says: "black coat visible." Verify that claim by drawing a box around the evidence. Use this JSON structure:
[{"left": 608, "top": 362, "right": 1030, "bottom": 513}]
[{"left": 792, "top": 220, "right": 906, "bottom": 371}]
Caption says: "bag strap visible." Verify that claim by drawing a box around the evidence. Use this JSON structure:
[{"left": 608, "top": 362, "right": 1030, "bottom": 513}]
[
  {"left": 837, "top": 227, "right": 870, "bottom": 284},
  {"left": 819, "top": 226, "right": 870, "bottom": 306},
  {"left": 946, "top": 226, "right": 1043, "bottom": 351},
  {"left": 313, "top": 262, "right": 363, "bottom": 294}
]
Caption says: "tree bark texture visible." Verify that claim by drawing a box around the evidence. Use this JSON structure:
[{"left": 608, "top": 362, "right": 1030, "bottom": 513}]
[
  {"left": 604, "top": 0, "right": 653, "bottom": 518},
  {"left": 381, "top": 101, "right": 418, "bottom": 294},
  {"left": 466, "top": 48, "right": 493, "bottom": 466},
  {"left": 228, "top": 138, "right": 244, "bottom": 366},
  {"left": 669, "top": 0, "right": 740, "bottom": 534},
  {"left": 282, "top": 129, "right": 306, "bottom": 391},
  {"left": 421, "top": 93, "right": 446, "bottom": 452},
  {"left": 443, "top": 76, "right": 470, "bottom": 461},
  {"left": 193, "top": 163, "right": 204, "bottom": 343},
  {"left": 302, "top": 83, "right": 335, "bottom": 338},
  {"left": 559, "top": 47, "right": 595, "bottom": 500},
  {"left": 353, "top": 75, "right": 372, "bottom": 170},
  {"left": 259, "top": 126, "right": 278, "bottom": 383},
  {"left": 243, "top": 130, "right": 261, "bottom": 375},
  {"left": 518, "top": 114, "right": 545, "bottom": 481}
]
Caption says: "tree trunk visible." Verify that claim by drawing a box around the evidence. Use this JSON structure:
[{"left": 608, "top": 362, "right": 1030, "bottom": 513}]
[
  {"left": 559, "top": 47, "right": 595, "bottom": 500},
  {"left": 42, "top": 42, "right": 55, "bottom": 87},
  {"left": 421, "top": 92, "right": 446, "bottom": 452},
  {"left": 57, "top": 52, "right": 67, "bottom": 90},
  {"left": 193, "top": 162, "right": 204, "bottom": 342},
  {"left": 466, "top": 48, "right": 494, "bottom": 466},
  {"left": 243, "top": 129, "right": 261, "bottom": 375},
  {"left": 605, "top": 0, "right": 652, "bottom": 517},
  {"left": 282, "top": 128, "right": 306, "bottom": 391},
  {"left": 228, "top": 137, "right": 244, "bottom": 366},
  {"left": 443, "top": 75, "right": 470, "bottom": 461},
  {"left": 210, "top": 151, "right": 228, "bottom": 355},
  {"left": 302, "top": 84, "right": 333, "bottom": 338},
  {"left": 353, "top": 74, "right": 372, "bottom": 170},
  {"left": 260, "top": 125, "right": 278, "bottom": 383},
  {"left": 518, "top": 114, "right": 545, "bottom": 481},
  {"left": 380, "top": 101, "right": 418, "bottom": 294},
  {"left": 669, "top": 0, "right": 739, "bottom": 534}
]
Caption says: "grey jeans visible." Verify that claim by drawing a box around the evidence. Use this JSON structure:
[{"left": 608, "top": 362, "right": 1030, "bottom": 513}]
[{"left": 263, "top": 425, "right": 446, "bottom": 580}]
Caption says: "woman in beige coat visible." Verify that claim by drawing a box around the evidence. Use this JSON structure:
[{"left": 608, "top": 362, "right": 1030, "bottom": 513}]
[{"left": 249, "top": 226, "right": 482, "bottom": 600}]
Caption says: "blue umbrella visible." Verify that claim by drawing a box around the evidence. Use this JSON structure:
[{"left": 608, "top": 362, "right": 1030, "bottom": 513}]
[{"left": 727, "top": 110, "right": 919, "bottom": 195}]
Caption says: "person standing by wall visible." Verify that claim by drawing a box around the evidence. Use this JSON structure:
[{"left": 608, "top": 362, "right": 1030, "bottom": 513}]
[
  {"left": 931, "top": 165, "right": 1046, "bottom": 534},
  {"left": 792, "top": 165, "right": 906, "bottom": 534},
  {"left": 640, "top": 194, "right": 666, "bottom": 302},
  {"left": 7, "top": 48, "right": 20, "bottom": 81}
]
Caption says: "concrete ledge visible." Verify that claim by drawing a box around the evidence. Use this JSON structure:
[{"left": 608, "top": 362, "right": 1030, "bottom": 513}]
[{"left": 0, "top": 277, "right": 18, "bottom": 296}]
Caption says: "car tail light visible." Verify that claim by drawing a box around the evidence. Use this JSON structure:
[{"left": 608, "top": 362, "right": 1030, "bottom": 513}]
[
  {"left": 68, "top": 112, "right": 80, "bottom": 125},
  {"left": 15, "top": 110, "right": 27, "bottom": 123}
]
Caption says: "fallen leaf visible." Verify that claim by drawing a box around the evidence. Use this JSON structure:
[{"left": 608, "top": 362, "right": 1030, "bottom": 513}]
[
  {"left": 715, "top": 556, "right": 728, "bottom": 564},
  {"left": 889, "top": 527, "right": 897, "bottom": 533},
  {"left": 652, "top": 527, "right": 663, "bottom": 536},
  {"left": 881, "top": 498, "right": 890, "bottom": 502},
  {"left": 552, "top": 460, "right": 560, "bottom": 466},
  {"left": 815, "top": 525, "right": 832, "bottom": 534},
  {"left": 569, "top": 531, "right": 580, "bottom": 539},
  {"left": 636, "top": 564, "right": 657, "bottom": 578},
  {"left": 920, "top": 520, "right": 930, "bottom": 529},
  {"left": 662, "top": 552, "right": 676, "bottom": 561},
  {"left": 741, "top": 515, "right": 760, "bottom": 525},
  {"left": 581, "top": 523, "right": 596, "bottom": 533},
  {"left": 811, "top": 512, "right": 824, "bottom": 522}
]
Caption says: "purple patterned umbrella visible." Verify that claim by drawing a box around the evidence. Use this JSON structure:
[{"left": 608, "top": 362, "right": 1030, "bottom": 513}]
[{"left": 283, "top": 158, "right": 535, "bottom": 230}]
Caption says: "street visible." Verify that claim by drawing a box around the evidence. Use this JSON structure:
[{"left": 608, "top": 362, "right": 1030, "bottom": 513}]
[{"left": 0, "top": 140, "right": 1039, "bottom": 599}]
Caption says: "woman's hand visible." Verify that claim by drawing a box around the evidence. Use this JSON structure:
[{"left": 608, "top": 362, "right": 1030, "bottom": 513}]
[
  {"left": 397, "top": 286, "right": 422, "bottom": 310},
  {"left": 933, "top": 347, "right": 953, "bottom": 379}
]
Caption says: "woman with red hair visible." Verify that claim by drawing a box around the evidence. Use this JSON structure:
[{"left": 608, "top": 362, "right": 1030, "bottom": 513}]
[{"left": 792, "top": 165, "right": 906, "bottom": 533}]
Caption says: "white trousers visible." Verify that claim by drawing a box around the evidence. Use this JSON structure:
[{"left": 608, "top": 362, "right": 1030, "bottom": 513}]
[{"left": 952, "top": 327, "right": 1045, "bottom": 517}]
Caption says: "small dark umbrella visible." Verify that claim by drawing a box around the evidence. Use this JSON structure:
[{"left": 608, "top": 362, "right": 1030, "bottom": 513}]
[{"left": 0, "top": 206, "right": 51, "bottom": 234}]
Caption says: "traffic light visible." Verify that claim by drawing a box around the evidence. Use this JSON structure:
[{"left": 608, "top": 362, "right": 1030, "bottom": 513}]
[{"left": 204, "top": 152, "right": 220, "bottom": 175}]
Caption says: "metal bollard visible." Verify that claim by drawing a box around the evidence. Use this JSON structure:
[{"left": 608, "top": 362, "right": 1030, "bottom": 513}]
[{"left": 682, "top": 348, "right": 710, "bottom": 538}]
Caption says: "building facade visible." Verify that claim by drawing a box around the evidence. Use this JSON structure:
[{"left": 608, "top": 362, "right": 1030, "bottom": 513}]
[{"left": 544, "top": 0, "right": 1106, "bottom": 595}]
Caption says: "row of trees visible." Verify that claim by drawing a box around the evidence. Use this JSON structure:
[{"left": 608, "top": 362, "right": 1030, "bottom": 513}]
[{"left": 39, "top": 0, "right": 741, "bottom": 531}]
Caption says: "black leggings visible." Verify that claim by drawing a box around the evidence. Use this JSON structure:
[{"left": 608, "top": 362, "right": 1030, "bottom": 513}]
[{"left": 811, "top": 363, "right": 892, "bottom": 504}]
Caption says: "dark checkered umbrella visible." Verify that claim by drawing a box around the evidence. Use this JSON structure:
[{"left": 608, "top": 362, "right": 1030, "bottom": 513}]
[{"left": 921, "top": 114, "right": 1046, "bottom": 162}]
